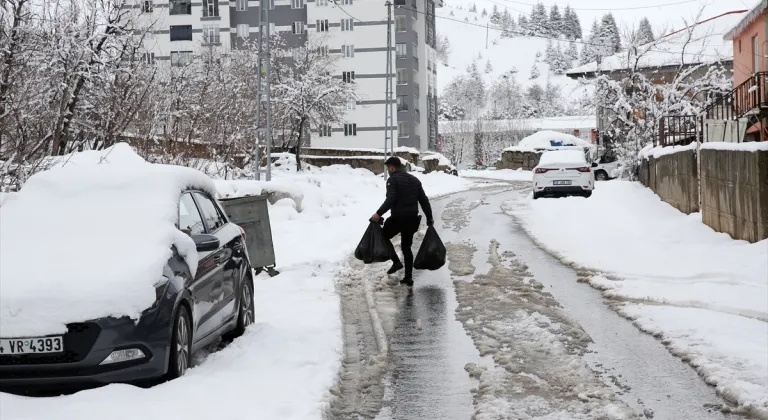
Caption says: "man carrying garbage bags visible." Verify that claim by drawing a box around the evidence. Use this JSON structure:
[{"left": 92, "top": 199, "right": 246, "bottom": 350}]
[{"left": 355, "top": 156, "right": 445, "bottom": 286}]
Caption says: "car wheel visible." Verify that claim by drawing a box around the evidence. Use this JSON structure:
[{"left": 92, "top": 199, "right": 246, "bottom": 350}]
[
  {"left": 167, "top": 305, "right": 192, "bottom": 380},
  {"left": 595, "top": 171, "right": 608, "bottom": 181},
  {"left": 223, "top": 275, "right": 255, "bottom": 341},
  {"left": 533, "top": 192, "right": 540, "bottom": 200},
  {"left": 583, "top": 191, "right": 593, "bottom": 198}
]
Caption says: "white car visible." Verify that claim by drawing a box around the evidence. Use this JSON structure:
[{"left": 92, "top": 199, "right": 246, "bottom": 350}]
[
  {"left": 592, "top": 148, "right": 620, "bottom": 181},
  {"left": 532, "top": 149, "right": 595, "bottom": 199}
]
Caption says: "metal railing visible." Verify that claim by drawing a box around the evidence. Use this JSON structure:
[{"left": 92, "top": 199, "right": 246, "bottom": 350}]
[
  {"left": 659, "top": 115, "right": 699, "bottom": 146},
  {"left": 704, "top": 72, "right": 768, "bottom": 121}
]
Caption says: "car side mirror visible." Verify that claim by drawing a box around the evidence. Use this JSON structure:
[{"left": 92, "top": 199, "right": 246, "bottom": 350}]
[
  {"left": 192, "top": 234, "right": 220, "bottom": 252},
  {"left": 591, "top": 162, "right": 598, "bottom": 168}
]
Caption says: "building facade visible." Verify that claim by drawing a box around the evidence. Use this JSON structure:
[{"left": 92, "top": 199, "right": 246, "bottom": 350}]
[
  {"left": 725, "top": 0, "right": 767, "bottom": 87},
  {"left": 128, "top": 0, "right": 440, "bottom": 152}
]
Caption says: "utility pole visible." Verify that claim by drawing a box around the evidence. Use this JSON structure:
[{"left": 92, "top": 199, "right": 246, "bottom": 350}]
[
  {"left": 254, "top": 0, "right": 264, "bottom": 180},
  {"left": 265, "top": 0, "right": 273, "bottom": 181},
  {"left": 485, "top": 22, "right": 489, "bottom": 49},
  {"left": 384, "top": 0, "right": 394, "bottom": 180}
]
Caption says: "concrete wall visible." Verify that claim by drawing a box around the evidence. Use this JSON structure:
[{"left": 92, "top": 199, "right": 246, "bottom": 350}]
[
  {"left": 700, "top": 149, "right": 768, "bottom": 242},
  {"left": 301, "top": 156, "right": 387, "bottom": 174},
  {"left": 302, "top": 147, "right": 419, "bottom": 164},
  {"left": 498, "top": 150, "right": 543, "bottom": 170},
  {"left": 639, "top": 150, "right": 699, "bottom": 214}
]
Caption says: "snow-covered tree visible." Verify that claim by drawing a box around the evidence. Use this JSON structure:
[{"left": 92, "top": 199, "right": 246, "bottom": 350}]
[
  {"left": 518, "top": 15, "right": 530, "bottom": 34},
  {"left": 482, "top": 8, "right": 488, "bottom": 17},
  {"left": 600, "top": 12, "right": 621, "bottom": 53},
  {"left": 490, "top": 5, "right": 502, "bottom": 25},
  {"left": 470, "top": 3, "right": 477, "bottom": 12},
  {"left": 529, "top": 63, "right": 540, "bottom": 79},
  {"left": 501, "top": 9, "right": 516, "bottom": 37},
  {"left": 636, "top": 17, "right": 655, "bottom": 44},
  {"left": 548, "top": 5, "right": 562, "bottom": 37},
  {"left": 529, "top": 2, "right": 549, "bottom": 36},
  {"left": 580, "top": 19, "right": 602, "bottom": 64},
  {"left": 436, "top": 34, "right": 451, "bottom": 63},
  {"left": 550, "top": 42, "right": 568, "bottom": 75},
  {"left": 535, "top": 50, "right": 542, "bottom": 61},
  {"left": 544, "top": 39, "right": 555, "bottom": 64},
  {"left": 566, "top": 40, "right": 579, "bottom": 63}
]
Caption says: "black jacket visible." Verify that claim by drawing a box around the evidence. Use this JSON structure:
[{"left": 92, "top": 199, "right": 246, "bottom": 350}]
[{"left": 376, "top": 169, "right": 433, "bottom": 222}]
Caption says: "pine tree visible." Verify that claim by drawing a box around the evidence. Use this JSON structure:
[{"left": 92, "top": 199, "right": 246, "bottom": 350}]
[
  {"left": 481, "top": 8, "right": 487, "bottom": 17},
  {"left": 501, "top": 9, "right": 515, "bottom": 37},
  {"left": 570, "top": 9, "right": 583, "bottom": 39},
  {"left": 529, "top": 63, "right": 540, "bottom": 79},
  {"left": 562, "top": 6, "right": 574, "bottom": 39},
  {"left": 551, "top": 42, "right": 567, "bottom": 75},
  {"left": 636, "top": 17, "right": 654, "bottom": 44},
  {"left": 518, "top": 15, "right": 530, "bottom": 34},
  {"left": 535, "top": 50, "right": 542, "bottom": 62},
  {"left": 579, "top": 20, "right": 600, "bottom": 64},
  {"left": 600, "top": 13, "right": 621, "bottom": 53},
  {"left": 566, "top": 40, "right": 579, "bottom": 62},
  {"left": 470, "top": 3, "right": 477, "bottom": 12},
  {"left": 529, "top": 2, "right": 549, "bottom": 36},
  {"left": 490, "top": 5, "right": 502, "bottom": 25},
  {"left": 544, "top": 39, "right": 555, "bottom": 64},
  {"left": 549, "top": 5, "right": 562, "bottom": 38},
  {"left": 485, "top": 60, "right": 493, "bottom": 73}
]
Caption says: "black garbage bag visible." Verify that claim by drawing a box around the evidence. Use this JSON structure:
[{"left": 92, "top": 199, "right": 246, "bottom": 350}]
[
  {"left": 354, "top": 221, "right": 396, "bottom": 264},
  {"left": 414, "top": 226, "right": 446, "bottom": 270}
]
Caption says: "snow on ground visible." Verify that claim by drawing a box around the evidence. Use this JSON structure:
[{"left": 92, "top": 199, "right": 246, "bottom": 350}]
[
  {"left": 501, "top": 180, "right": 768, "bottom": 416},
  {"left": 460, "top": 168, "right": 533, "bottom": 182},
  {"left": 0, "top": 146, "right": 477, "bottom": 420}
]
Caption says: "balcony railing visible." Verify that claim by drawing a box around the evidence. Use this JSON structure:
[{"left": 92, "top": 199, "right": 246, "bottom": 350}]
[
  {"left": 704, "top": 72, "right": 768, "bottom": 121},
  {"left": 659, "top": 115, "right": 699, "bottom": 146}
]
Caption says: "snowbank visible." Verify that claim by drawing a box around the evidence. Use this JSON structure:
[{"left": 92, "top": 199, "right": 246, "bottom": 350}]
[
  {"left": 701, "top": 141, "right": 768, "bottom": 152},
  {"left": 538, "top": 149, "right": 588, "bottom": 166},
  {"left": 38, "top": 143, "right": 148, "bottom": 169},
  {"left": 420, "top": 152, "right": 453, "bottom": 167},
  {"left": 502, "top": 181, "right": 768, "bottom": 414},
  {"left": 0, "top": 157, "right": 216, "bottom": 337},
  {"left": 504, "top": 130, "right": 590, "bottom": 152},
  {"left": 639, "top": 142, "right": 697, "bottom": 159},
  {"left": 460, "top": 168, "right": 533, "bottom": 182}
]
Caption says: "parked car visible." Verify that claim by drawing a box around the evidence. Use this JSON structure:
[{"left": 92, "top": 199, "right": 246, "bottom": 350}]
[
  {"left": 0, "top": 165, "right": 255, "bottom": 391},
  {"left": 591, "top": 148, "right": 620, "bottom": 181},
  {"left": 532, "top": 149, "right": 595, "bottom": 199}
]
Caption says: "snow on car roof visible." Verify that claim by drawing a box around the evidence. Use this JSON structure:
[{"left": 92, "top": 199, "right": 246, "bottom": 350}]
[
  {"left": 537, "top": 150, "right": 588, "bottom": 167},
  {"left": 505, "top": 130, "right": 590, "bottom": 152},
  {"left": 0, "top": 146, "right": 217, "bottom": 337}
]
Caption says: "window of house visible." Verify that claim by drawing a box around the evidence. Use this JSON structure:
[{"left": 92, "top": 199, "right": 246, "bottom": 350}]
[
  {"left": 341, "top": 18, "right": 354, "bottom": 31},
  {"left": 317, "top": 0, "right": 328, "bottom": 5},
  {"left": 317, "top": 19, "right": 329, "bottom": 32},
  {"left": 142, "top": 52, "right": 155, "bottom": 65},
  {"left": 236, "top": 0, "right": 247, "bottom": 10},
  {"left": 347, "top": 99, "right": 356, "bottom": 110},
  {"left": 341, "top": 44, "right": 354, "bottom": 58},
  {"left": 203, "top": 25, "right": 220, "bottom": 43},
  {"left": 396, "top": 42, "right": 406, "bottom": 58},
  {"left": 342, "top": 71, "right": 355, "bottom": 83},
  {"left": 397, "top": 95, "right": 408, "bottom": 111},
  {"left": 141, "top": 0, "right": 153, "bottom": 12},
  {"left": 398, "top": 122, "right": 409, "bottom": 137},
  {"left": 292, "top": 21, "right": 304, "bottom": 35},
  {"left": 237, "top": 23, "right": 249, "bottom": 38},
  {"left": 169, "top": 0, "right": 191, "bottom": 14},
  {"left": 396, "top": 68, "right": 407, "bottom": 84},
  {"left": 202, "top": 0, "right": 219, "bottom": 17},
  {"left": 754, "top": 35, "right": 760, "bottom": 72},
  {"left": 395, "top": 15, "right": 406, "bottom": 32},
  {"left": 291, "top": 0, "right": 303, "bottom": 8},
  {"left": 318, "top": 124, "right": 332, "bottom": 136},
  {"left": 171, "top": 51, "right": 192, "bottom": 66},
  {"left": 344, "top": 123, "right": 357, "bottom": 136},
  {"left": 170, "top": 25, "right": 193, "bottom": 41}
]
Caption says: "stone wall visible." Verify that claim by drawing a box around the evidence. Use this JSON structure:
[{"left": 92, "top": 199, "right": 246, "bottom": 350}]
[
  {"left": 301, "top": 156, "right": 388, "bottom": 175},
  {"left": 700, "top": 149, "right": 768, "bottom": 243},
  {"left": 302, "top": 147, "right": 419, "bottom": 165},
  {"left": 639, "top": 149, "right": 699, "bottom": 214},
  {"left": 498, "top": 150, "right": 543, "bottom": 170}
]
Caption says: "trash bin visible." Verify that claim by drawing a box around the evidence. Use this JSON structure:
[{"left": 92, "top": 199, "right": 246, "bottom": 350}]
[{"left": 218, "top": 194, "right": 279, "bottom": 276}]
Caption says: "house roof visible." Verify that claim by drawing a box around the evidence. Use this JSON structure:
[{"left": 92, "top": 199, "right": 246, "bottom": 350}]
[
  {"left": 566, "top": 10, "right": 747, "bottom": 78},
  {"left": 724, "top": 0, "right": 766, "bottom": 40}
]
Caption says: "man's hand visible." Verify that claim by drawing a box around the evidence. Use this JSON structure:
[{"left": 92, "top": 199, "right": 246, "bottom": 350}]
[{"left": 371, "top": 213, "right": 381, "bottom": 223}]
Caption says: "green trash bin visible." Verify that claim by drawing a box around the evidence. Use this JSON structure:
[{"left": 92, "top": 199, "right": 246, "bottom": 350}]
[{"left": 218, "top": 194, "right": 279, "bottom": 277}]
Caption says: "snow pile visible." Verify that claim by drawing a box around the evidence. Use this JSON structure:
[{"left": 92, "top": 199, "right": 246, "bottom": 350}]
[
  {"left": 421, "top": 152, "right": 453, "bottom": 166},
  {"left": 38, "top": 143, "right": 148, "bottom": 169},
  {"left": 537, "top": 149, "right": 588, "bottom": 166},
  {"left": 460, "top": 168, "right": 533, "bottom": 182},
  {"left": 0, "top": 155, "right": 215, "bottom": 337},
  {"left": 639, "top": 142, "right": 697, "bottom": 159},
  {"left": 502, "top": 181, "right": 768, "bottom": 415},
  {"left": 701, "top": 141, "right": 768, "bottom": 152},
  {"left": 505, "top": 130, "right": 589, "bottom": 152}
]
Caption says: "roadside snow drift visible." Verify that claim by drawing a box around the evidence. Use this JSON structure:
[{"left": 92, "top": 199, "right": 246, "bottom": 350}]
[{"left": 0, "top": 162, "right": 216, "bottom": 337}]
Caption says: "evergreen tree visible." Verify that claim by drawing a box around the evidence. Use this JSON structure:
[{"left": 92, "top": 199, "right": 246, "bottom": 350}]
[
  {"left": 570, "top": 9, "right": 582, "bottom": 39},
  {"left": 562, "top": 6, "right": 574, "bottom": 38},
  {"left": 518, "top": 15, "right": 530, "bottom": 34},
  {"left": 636, "top": 17, "right": 654, "bottom": 44},
  {"left": 485, "top": 60, "right": 493, "bottom": 73},
  {"left": 529, "top": 63, "right": 541, "bottom": 79},
  {"left": 535, "top": 50, "right": 542, "bottom": 62},
  {"left": 544, "top": 39, "right": 555, "bottom": 64},
  {"left": 501, "top": 9, "right": 515, "bottom": 37},
  {"left": 549, "top": 5, "right": 562, "bottom": 37},
  {"left": 600, "top": 13, "right": 621, "bottom": 53},
  {"left": 551, "top": 42, "right": 567, "bottom": 75},
  {"left": 579, "top": 20, "right": 600, "bottom": 64},
  {"left": 529, "top": 2, "right": 549, "bottom": 36},
  {"left": 481, "top": 8, "right": 487, "bottom": 17},
  {"left": 490, "top": 5, "right": 502, "bottom": 25},
  {"left": 470, "top": 2, "right": 477, "bottom": 12},
  {"left": 566, "top": 40, "right": 579, "bottom": 62}
]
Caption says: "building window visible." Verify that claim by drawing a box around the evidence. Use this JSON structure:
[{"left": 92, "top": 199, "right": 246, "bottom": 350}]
[
  {"left": 141, "top": 0, "right": 152, "bottom": 12},
  {"left": 347, "top": 99, "right": 356, "bottom": 110},
  {"left": 317, "top": 0, "right": 328, "bottom": 5},
  {"left": 395, "top": 15, "right": 406, "bottom": 32},
  {"left": 203, "top": 25, "right": 220, "bottom": 43},
  {"left": 236, "top": 0, "right": 247, "bottom": 11},
  {"left": 342, "top": 71, "right": 355, "bottom": 83},
  {"left": 754, "top": 35, "right": 760, "bottom": 72},
  {"left": 317, "top": 45, "right": 329, "bottom": 56},
  {"left": 292, "top": 21, "right": 304, "bottom": 35},
  {"left": 396, "top": 68, "right": 407, "bottom": 84},
  {"left": 170, "top": 25, "right": 193, "bottom": 41},
  {"left": 171, "top": 51, "right": 192, "bottom": 67},
  {"left": 398, "top": 122, "right": 409, "bottom": 137},
  {"left": 237, "top": 24, "right": 249, "bottom": 38},
  {"left": 344, "top": 123, "right": 357, "bottom": 136},
  {"left": 397, "top": 95, "right": 408, "bottom": 111},
  {"left": 341, "top": 44, "right": 354, "bottom": 58},
  {"left": 291, "top": 0, "right": 303, "bottom": 8},
  {"left": 318, "top": 124, "right": 332, "bottom": 137},
  {"left": 341, "top": 18, "right": 354, "bottom": 31},
  {"left": 396, "top": 43, "right": 406, "bottom": 58},
  {"left": 142, "top": 52, "right": 155, "bottom": 65},
  {"left": 202, "top": 0, "right": 219, "bottom": 17},
  {"left": 169, "top": 0, "right": 190, "bottom": 14},
  {"left": 317, "top": 19, "right": 329, "bottom": 32}
]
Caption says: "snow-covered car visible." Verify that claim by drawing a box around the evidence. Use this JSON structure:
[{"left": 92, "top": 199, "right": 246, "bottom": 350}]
[
  {"left": 532, "top": 150, "right": 595, "bottom": 199},
  {"left": 0, "top": 164, "right": 255, "bottom": 390},
  {"left": 591, "top": 148, "right": 620, "bottom": 181}
]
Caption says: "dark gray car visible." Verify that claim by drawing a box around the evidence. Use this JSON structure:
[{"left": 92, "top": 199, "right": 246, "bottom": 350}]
[{"left": 0, "top": 190, "right": 255, "bottom": 391}]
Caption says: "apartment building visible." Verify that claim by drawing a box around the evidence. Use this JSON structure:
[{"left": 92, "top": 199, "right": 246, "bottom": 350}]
[{"left": 129, "top": 0, "right": 440, "bottom": 151}]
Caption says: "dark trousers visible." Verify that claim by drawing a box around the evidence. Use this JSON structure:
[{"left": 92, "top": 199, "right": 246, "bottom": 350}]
[{"left": 383, "top": 215, "right": 421, "bottom": 276}]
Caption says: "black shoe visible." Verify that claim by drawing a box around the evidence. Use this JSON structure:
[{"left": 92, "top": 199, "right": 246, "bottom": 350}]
[
  {"left": 399, "top": 275, "right": 414, "bottom": 286},
  {"left": 387, "top": 261, "right": 404, "bottom": 275}
]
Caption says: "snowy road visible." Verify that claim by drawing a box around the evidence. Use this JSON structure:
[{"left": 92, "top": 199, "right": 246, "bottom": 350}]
[{"left": 331, "top": 183, "right": 739, "bottom": 419}]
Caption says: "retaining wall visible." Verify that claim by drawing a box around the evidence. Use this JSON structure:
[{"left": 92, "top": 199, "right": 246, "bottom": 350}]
[
  {"left": 498, "top": 150, "right": 543, "bottom": 170},
  {"left": 639, "top": 149, "right": 699, "bottom": 214}
]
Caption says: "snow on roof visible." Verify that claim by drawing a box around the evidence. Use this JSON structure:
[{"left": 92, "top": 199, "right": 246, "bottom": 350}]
[
  {"left": 439, "top": 116, "right": 596, "bottom": 135},
  {"left": 566, "top": 11, "right": 746, "bottom": 76},
  {"left": 421, "top": 152, "right": 452, "bottom": 166},
  {"left": 0, "top": 144, "right": 217, "bottom": 337},
  {"left": 537, "top": 149, "right": 588, "bottom": 166},
  {"left": 504, "top": 130, "right": 590, "bottom": 152},
  {"left": 724, "top": 0, "right": 766, "bottom": 40}
]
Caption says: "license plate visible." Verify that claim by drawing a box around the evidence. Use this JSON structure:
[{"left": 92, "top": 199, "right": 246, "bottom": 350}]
[
  {"left": 0, "top": 336, "right": 64, "bottom": 355},
  {"left": 553, "top": 180, "right": 572, "bottom": 185}
]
